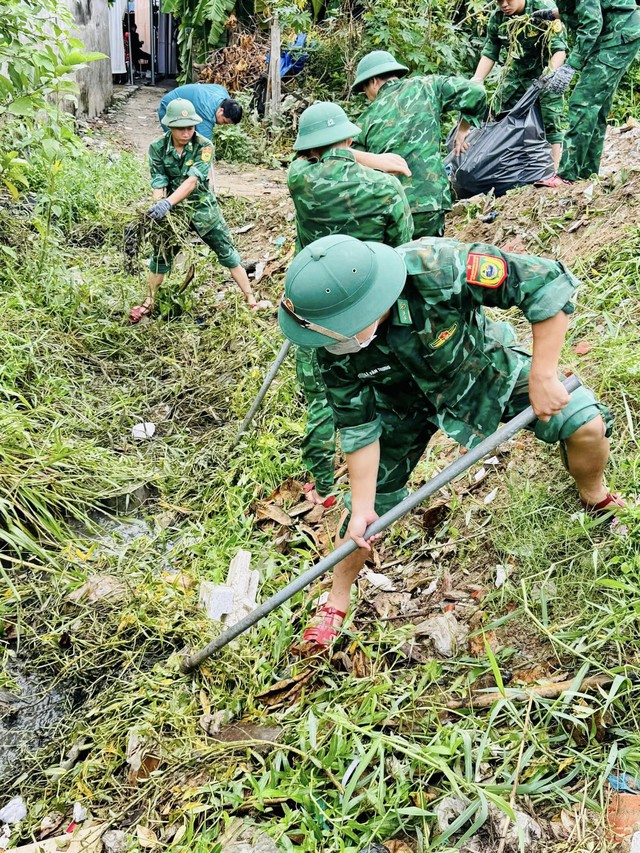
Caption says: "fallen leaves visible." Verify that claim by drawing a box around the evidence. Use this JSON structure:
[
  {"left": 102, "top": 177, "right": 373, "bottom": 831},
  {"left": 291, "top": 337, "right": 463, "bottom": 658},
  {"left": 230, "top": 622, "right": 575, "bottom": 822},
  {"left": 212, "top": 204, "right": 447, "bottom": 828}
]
[{"left": 256, "top": 669, "right": 315, "bottom": 709}]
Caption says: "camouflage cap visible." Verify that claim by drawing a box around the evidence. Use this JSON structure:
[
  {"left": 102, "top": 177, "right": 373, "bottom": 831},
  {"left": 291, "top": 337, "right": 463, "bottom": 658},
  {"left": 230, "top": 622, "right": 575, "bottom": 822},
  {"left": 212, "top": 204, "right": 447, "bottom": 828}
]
[
  {"left": 293, "top": 102, "right": 361, "bottom": 151},
  {"left": 278, "top": 235, "right": 407, "bottom": 348},
  {"left": 161, "top": 98, "right": 202, "bottom": 128},
  {"left": 352, "top": 50, "right": 409, "bottom": 92}
]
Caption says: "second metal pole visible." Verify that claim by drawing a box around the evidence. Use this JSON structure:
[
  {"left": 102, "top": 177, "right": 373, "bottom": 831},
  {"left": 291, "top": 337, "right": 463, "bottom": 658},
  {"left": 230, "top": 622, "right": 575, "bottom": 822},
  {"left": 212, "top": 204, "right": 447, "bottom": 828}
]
[
  {"left": 181, "top": 375, "right": 581, "bottom": 671},
  {"left": 231, "top": 339, "right": 291, "bottom": 449}
]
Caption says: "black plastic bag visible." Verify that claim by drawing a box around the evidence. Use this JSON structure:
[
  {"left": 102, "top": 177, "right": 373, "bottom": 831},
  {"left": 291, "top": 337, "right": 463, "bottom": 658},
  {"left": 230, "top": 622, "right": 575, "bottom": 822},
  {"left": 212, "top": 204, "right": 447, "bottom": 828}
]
[{"left": 444, "top": 84, "right": 554, "bottom": 198}]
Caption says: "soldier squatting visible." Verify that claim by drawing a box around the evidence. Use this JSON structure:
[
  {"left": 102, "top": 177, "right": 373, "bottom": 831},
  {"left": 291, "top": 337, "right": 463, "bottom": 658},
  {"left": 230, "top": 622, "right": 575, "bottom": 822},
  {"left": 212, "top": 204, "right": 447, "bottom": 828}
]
[{"left": 134, "top": 0, "right": 638, "bottom": 651}]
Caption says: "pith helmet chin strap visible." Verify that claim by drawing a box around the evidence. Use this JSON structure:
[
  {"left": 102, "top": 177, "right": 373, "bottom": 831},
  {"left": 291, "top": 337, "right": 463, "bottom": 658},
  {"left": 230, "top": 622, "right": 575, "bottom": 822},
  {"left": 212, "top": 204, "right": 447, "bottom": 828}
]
[{"left": 281, "top": 298, "right": 353, "bottom": 343}]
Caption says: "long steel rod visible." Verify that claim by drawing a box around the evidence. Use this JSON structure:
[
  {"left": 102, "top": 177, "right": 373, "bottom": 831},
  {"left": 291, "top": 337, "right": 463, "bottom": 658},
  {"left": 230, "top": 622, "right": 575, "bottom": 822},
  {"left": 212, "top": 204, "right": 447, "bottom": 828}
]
[
  {"left": 181, "top": 374, "right": 581, "bottom": 672},
  {"left": 230, "top": 339, "right": 291, "bottom": 449}
]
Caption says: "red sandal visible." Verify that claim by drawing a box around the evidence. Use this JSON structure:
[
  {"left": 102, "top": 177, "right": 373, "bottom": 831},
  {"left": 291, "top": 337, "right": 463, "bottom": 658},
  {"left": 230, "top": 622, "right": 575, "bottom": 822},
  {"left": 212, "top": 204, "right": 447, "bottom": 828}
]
[
  {"left": 303, "top": 482, "right": 337, "bottom": 508},
  {"left": 580, "top": 492, "right": 626, "bottom": 515},
  {"left": 292, "top": 605, "right": 346, "bottom": 655},
  {"left": 129, "top": 299, "right": 153, "bottom": 324}
]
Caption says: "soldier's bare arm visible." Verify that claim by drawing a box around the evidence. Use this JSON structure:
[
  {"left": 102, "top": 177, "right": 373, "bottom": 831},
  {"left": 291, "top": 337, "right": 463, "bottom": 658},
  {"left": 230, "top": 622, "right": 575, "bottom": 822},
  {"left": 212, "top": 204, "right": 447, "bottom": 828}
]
[
  {"left": 346, "top": 441, "right": 381, "bottom": 550},
  {"left": 529, "top": 312, "right": 571, "bottom": 421},
  {"left": 352, "top": 149, "right": 412, "bottom": 177}
]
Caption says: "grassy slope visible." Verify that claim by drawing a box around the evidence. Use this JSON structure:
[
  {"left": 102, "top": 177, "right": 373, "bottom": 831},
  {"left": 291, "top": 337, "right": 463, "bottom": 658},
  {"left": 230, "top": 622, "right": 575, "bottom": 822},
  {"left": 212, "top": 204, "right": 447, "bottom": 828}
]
[{"left": 1, "top": 144, "right": 639, "bottom": 853}]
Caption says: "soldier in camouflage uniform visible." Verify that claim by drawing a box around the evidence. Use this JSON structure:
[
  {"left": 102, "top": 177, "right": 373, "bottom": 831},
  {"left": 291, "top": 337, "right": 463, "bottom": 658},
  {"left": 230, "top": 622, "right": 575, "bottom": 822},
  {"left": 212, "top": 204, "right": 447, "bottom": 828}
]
[
  {"left": 288, "top": 102, "right": 414, "bottom": 504},
  {"left": 535, "top": 0, "right": 640, "bottom": 183},
  {"left": 279, "top": 234, "right": 625, "bottom": 651},
  {"left": 129, "top": 98, "right": 259, "bottom": 323},
  {"left": 351, "top": 50, "right": 487, "bottom": 238},
  {"left": 466, "top": 0, "right": 567, "bottom": 172}
]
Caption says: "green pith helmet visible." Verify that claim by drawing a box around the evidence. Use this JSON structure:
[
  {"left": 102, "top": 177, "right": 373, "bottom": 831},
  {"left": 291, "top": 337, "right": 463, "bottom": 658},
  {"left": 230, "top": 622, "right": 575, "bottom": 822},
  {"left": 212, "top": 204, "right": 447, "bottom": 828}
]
[
  {"left": 352, "top": 50, "right": 409, "bottom": 92},
  {"left": 278, "top": 235, "right": 407, "bottom": 348},
  {"left": 161, "top": 98, "right": 202, "bottom": 128},
  {"left": 293, "top": 102, "right": 361, "bottom": 151}
]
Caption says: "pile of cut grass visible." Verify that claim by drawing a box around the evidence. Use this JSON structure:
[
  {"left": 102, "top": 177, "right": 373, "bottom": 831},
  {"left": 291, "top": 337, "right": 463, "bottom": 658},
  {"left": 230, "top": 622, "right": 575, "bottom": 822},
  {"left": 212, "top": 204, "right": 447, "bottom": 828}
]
[{"left": 1, "top": 142, "right": 639, "bottom": 853}]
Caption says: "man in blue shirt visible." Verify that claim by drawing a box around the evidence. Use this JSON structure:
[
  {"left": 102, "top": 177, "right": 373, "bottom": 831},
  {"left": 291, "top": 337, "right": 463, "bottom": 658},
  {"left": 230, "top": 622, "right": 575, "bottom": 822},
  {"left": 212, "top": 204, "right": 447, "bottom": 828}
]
[{"left": 158, "top": 84, "right": 242, "bottom": 141}]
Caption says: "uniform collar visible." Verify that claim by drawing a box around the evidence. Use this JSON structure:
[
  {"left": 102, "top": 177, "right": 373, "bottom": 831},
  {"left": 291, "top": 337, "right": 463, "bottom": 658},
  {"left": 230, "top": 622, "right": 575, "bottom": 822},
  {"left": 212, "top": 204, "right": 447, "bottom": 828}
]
[{"left": 320, "top": 147, "right": 356, "bottom": 162}]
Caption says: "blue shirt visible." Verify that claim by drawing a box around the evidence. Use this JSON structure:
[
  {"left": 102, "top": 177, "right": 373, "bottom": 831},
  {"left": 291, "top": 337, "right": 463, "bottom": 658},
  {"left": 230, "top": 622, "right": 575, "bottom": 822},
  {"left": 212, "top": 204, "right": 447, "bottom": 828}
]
[{"left": 158, "top": 83, "right": 229, "bottom": 140}]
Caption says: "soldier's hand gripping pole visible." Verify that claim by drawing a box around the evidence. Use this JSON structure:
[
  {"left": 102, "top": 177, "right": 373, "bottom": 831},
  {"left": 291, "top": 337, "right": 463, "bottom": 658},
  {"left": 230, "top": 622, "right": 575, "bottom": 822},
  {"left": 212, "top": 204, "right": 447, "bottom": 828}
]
[
  {"left": 230, "top": 340, "right": 292, "bottom": 450},
  {"left": 181, "top": 374, "right": 581, "bottom": 672}
]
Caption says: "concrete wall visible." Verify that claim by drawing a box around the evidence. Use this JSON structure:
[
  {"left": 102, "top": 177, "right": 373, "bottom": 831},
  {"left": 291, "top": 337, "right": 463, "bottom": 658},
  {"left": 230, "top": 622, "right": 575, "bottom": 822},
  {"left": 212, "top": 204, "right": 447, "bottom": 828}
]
[{"left": 66, "top": 0, "right": 113, "bottom": 117}]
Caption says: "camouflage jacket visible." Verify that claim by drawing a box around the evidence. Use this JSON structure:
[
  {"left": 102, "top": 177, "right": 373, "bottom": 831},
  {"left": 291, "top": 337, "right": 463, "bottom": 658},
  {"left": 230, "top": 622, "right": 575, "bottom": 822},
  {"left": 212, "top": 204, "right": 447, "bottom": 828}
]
[
  {"left": 557, "top": 0, "right": 640, "bottom": 70},
  {"left": 287, "top": 148, "right": 413, "bottom": 251},
  {"left": 148, "top": 131, "right": 213, "bottom": 201},
  {"left": 482, "top": 0, "right": 567, "bottom": 78},
  {"left": 353, "top": 76, "right": 486, "bottom": 214},
  {"left": 316, "top": 238, "right": 579, "bottom": 452}
]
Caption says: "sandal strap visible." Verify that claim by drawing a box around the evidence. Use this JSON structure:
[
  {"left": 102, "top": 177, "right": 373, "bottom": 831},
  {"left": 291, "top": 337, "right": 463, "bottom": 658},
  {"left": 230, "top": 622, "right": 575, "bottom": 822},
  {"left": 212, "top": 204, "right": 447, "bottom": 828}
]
[
  {"left": 317, "top": 605, "right": 346, "bottom": 618},
  {"left": 581, "top": 492, "right": 626, "bottom": 513},
  {"left": 300, "top": 604, "right": 346, "bottom": 648}
]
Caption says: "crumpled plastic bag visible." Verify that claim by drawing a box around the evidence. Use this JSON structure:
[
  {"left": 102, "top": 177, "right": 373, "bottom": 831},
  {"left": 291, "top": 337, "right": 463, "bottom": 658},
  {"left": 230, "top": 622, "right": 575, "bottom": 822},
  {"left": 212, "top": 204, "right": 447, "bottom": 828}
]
[{"left": 444, "top": 85, "right": 554, "bottom": 197}]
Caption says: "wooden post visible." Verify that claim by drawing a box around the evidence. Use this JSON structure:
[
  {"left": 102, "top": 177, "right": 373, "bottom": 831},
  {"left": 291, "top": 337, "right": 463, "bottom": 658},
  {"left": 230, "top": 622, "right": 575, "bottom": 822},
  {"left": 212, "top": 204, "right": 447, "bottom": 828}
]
[{"left": 266, "top": 15, "right": 281, "bottom": 125}]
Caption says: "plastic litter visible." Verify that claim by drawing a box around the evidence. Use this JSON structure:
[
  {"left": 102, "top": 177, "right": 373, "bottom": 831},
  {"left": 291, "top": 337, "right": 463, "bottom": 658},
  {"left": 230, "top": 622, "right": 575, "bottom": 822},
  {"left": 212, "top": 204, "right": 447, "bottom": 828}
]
[
  {"left": 131, "top": 422, "right": 156, "bottom": 440},
  {"left": 414, "top": 612, "right": 469, "bottom": 658},
  {"left": 0, "top": 797, "right": 27, "bottom": 824},
  {"left": 199, "top": 550, "right": 259, "bottom": 631},
  {"left": 101, "top": 830, "right": 128, "bottom": 853},
  {"left": 444, "top": 85, "right": 554, "bottom": 197},
  {"left": 495, "top": 565, "right": 508, "bottom": 588}
]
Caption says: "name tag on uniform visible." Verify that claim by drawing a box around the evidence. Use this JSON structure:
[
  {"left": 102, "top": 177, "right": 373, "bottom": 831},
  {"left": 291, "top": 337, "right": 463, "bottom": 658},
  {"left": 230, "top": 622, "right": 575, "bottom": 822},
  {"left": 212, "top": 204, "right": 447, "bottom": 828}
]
[
  {"left": 358, "top": 365, "right": 391, "bottom": 379},
  {"left": 396, "top": 299, "right": 412, "bottom": 325}
]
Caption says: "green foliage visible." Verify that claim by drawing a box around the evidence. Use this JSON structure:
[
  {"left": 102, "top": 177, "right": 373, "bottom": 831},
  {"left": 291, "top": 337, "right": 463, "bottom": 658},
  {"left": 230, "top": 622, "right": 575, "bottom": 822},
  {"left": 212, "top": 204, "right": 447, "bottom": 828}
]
[
  {"left": 610, "top": 58, "right": 640, "bottom": 124},
  {"left": 361, "top": 0, "right": 480, "bottom": 77},
  {"left": 0, "top": 0, "right": 104, "bottom": 195},
  {"left": 163, "top": 0, "right": 237, "bottom": 82}
]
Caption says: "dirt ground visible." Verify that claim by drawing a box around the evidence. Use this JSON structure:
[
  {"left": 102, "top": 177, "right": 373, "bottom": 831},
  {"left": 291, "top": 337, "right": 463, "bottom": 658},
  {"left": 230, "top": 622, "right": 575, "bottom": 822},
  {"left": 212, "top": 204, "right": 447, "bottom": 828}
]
[{"left": 91, "top": 85, "right": 288, "bottom": 202}]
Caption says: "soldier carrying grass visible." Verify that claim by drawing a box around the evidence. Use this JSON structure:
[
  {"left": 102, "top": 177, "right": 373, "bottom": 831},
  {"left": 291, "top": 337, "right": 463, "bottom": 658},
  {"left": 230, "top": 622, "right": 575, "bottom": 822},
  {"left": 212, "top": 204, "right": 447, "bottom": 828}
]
[
  {"left": 535, "top": 0, "right": 640, "bottom": 184},
  {"left": 462, "top": 0, "right": 567, "bottom": 175},
  {"left": 350, "top": 50, "right": 487, "bottom": 239},
  {"left": 278, "top": 234, "right": 626, "bottom": 653},
  {"left": 129, "top": 98, "right": 260, "bottom": 323},
  {"left": 287, "top": 102, "right": 414, "bottom": 505}
]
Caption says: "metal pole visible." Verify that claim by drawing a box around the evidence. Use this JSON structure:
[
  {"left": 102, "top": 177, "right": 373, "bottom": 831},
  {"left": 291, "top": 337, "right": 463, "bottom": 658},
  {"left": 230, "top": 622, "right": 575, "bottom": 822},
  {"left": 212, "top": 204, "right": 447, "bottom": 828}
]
[
  {"left": 181, "top": 374, "right": 582, "bottom": 672},
  {"left": 150, "top": 0, "right": 156, "bottom": 86},
  {"left": 230, "top": 340, "right": 291, "bottom": 449},
  {"left": 126, "top": 7, "right": 134, "bottom": 86}
]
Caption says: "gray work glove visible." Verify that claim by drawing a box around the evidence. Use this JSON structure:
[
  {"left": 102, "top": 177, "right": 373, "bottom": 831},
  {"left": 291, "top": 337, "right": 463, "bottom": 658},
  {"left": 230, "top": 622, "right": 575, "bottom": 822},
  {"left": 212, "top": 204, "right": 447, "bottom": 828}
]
[
  {"left": 540, "top": 63, "right": 576, "bottom": 94},
  {"left": 146, "top": 198, "right": 172, "bottom": 220},
  {"left": 530, "top": 7, "right": 557, "bottom": 21}
]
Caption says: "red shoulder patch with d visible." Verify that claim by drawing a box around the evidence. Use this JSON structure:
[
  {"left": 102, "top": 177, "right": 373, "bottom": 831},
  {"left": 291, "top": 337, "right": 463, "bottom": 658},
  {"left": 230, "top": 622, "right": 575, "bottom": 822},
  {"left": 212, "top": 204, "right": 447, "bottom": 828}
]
[{"left": 466, "top": 252, "right": 508, "bottom": 288}]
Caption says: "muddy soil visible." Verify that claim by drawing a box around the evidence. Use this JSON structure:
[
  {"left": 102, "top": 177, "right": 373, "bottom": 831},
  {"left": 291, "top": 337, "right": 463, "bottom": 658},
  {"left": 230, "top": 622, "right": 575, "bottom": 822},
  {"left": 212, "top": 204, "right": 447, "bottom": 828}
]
[{"left": 447, "top": 168, "right": 640, "bottom": 264}]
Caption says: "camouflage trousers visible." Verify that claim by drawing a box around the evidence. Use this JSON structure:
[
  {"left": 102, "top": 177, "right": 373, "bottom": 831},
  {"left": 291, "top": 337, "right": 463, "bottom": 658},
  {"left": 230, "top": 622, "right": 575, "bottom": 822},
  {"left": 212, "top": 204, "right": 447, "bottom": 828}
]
[
  {"left": 559, "top": 37, "right": 640, "bottom": 181},
  {"left": 411, "top": 209, "right": 446, "bottom": 239},
  {"left": 342, "top": 358, "right": 612, "bottom": 526},
  {"left": 295, "top": 346, "right": 336, "bottom": 496},
  {"left": 149, "top": 196, "right": 241, "bottom": 274},
  {"left": 496, "top": 75, "right": 565, "bottom": 145}
]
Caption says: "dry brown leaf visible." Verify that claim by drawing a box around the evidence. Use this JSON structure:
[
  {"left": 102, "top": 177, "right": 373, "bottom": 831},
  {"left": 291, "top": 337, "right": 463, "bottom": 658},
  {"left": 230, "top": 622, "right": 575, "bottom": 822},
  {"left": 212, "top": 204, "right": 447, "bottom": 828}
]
[
  {"left": 422, "top": 501, "right": 451, "bottom": 531},
  {"left": 67, "top": 575, "right": 128, "bottom": 604},
  {"left": 370, "top": 591, "right": 412, "bottom": 619},
  {"left": 384, "top": 841, "right": 414, "bottom": 853},
  {"left": 269, "top": 478, "right": 304, "bottom": 506},
  {"left": 207, "top": 723, "right": 282, "bottom": 754},
  {"left": 254, "top": 501, "right": 293, "bottom": 526},
  {"left": 574, "top": 339, "right": 593, "bottom": 355},
  {"left": 136, "top": 826, "right": 159, "bottom": 849},
  {"left": 256, "top": 669, "right": 314, "bottom": 709},
  {"left": 351, "top": 649, "right": 371, "bottom": 679}
]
